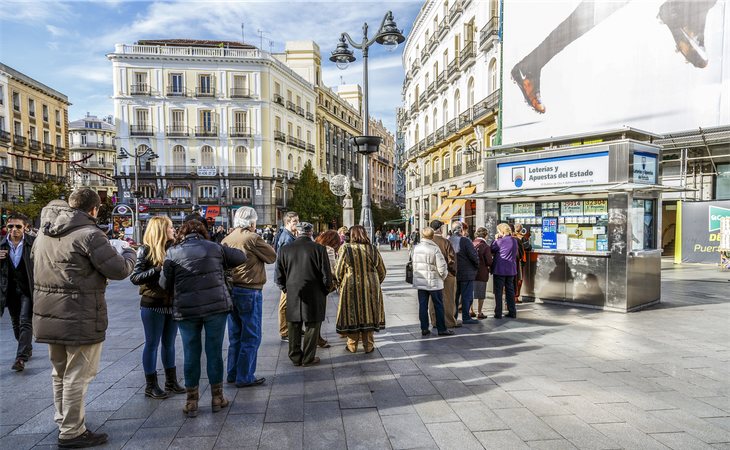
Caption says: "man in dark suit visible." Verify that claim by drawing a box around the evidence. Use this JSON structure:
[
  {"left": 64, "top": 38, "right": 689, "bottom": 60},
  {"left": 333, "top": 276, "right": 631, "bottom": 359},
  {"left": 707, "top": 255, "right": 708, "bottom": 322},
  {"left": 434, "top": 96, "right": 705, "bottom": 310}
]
[{"left": 275, "top": 222, "right": 331, "bottom": 367}]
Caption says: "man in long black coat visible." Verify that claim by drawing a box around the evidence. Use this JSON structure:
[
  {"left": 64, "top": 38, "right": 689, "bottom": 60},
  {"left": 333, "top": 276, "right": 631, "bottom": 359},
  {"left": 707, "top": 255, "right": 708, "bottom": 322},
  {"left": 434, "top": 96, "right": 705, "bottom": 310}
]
[{"left": 275, "top": 222, "right": 332, "bottom": 367}]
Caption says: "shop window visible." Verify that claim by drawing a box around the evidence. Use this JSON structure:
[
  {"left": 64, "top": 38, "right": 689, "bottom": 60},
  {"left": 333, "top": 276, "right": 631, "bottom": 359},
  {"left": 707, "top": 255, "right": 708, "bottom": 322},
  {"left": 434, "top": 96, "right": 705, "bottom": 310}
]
[{"left": 717, "top": 163, "right": 730, "bottom": 200}]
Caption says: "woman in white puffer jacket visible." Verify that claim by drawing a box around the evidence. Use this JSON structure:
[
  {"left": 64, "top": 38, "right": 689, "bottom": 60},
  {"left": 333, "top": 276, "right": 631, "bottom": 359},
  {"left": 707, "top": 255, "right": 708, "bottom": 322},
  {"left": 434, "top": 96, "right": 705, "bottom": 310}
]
[{"left": 412, "top": 227, "right": 454, "bottom": 337}]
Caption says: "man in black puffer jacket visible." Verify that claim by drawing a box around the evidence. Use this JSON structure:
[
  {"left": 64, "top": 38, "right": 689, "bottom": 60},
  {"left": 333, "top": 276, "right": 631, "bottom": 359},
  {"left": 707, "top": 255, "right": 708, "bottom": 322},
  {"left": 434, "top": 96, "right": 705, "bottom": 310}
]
[
  {"left": 448, "top": 221, "right": 479, "bottom": 325},
  {"left": 159, "top": 220, "right": 246, "bottom": 418}
]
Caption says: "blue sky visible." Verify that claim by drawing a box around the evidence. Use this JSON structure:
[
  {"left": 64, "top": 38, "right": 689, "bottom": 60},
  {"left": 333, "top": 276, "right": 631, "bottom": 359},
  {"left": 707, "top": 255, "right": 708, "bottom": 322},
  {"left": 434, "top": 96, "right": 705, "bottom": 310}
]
[{"left": 0, "top": 0, "right": 423, "bottom": 133}]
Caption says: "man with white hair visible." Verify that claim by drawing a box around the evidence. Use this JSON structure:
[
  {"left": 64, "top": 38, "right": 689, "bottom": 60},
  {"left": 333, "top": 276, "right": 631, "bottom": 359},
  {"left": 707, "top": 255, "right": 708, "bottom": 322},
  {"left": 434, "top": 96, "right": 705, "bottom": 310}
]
[{"left": 222, "top": 206, "right": 276, "bottom": 387}]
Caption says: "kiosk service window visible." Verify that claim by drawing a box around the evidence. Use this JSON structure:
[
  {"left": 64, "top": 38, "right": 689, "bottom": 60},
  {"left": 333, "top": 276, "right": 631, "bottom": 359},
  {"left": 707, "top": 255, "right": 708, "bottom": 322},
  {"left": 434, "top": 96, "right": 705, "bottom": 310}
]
[{"left": 500, "top": 199, "right": 609, "bottom": 252}]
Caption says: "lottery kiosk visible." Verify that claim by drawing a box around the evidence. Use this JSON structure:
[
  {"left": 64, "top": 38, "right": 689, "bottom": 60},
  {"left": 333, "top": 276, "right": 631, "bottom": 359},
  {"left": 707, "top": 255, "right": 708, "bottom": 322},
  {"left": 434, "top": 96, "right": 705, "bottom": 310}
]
[{"left": 476, "top": 130, "right": 672, "bottom": 312}]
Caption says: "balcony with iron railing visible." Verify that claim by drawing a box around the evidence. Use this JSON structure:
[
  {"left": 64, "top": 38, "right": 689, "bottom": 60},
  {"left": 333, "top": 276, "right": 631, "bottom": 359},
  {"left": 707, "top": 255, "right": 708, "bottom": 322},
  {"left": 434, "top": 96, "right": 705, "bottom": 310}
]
[
  {"left": 15, "top": 169, "right": 29, "bottom": 180},
  {"left": 441, "top": 168, "right": 450, "bottom": 180},
  {"left": 13, "top": 135, "right": 27, "bottom": 147},
  {"left": 480, "top": 16, "right": 499, "bottom": 51},
  {"left": 166, "top": 125, "right": 190, "bottom": 137},
  {"left": 426, "top": 133, "right": 435, "bottom": 147},
  {"left": 472, "top": 90, "right": 500, "bottom": 120},
  {"left": 419, "top": 93, "right": 427, "bottom": 110},
  {"left": 453, "top": 165, "right": 463, "bottom": 176},
  {"left": 410, "top": 103, "right": 418, "bottom": 116},
  {"left": 84, "top": 161, "right": 116, "bottom": 169},
  {"left": 420, "top": 47, "right": 430, "bottom": 64},
  {"left": 227, "top": 165, "right": 256, "bottom": 175},
  {"left": 286, "top": 101, "right": 296, "bottom": 112},
  {"left": 446, "top": 118, "right": 459, "bottom": 136},
  {"left": 433, "top": 171, "right": 441, "bottom": 182},
  {"left": 43, "top": 143, "right": 54, "bottom": 154},
  {"left": 296, "top": 106, "right": 305, "bottom": 117},
  {"left": 29, "top": 139, "right": 41, "bottom": 152},
  {"left": 273, "top": 94, "right": 284, "bottom": 105},
  {"left": 0, "top": 130, "right": 11, "bottom": 143},
  {"left": 437, "top": 72, "right": 447, "bottom": 91},
  {"left": 460, "top": 41, "right": 476, "bottom": 68},
  {"left": 438, "top": 16, "right": 450, "bottom": 38},
  {"left": 435, "top": 126, "right": 445, "bottom": 142},
  {"left": 449, "top": 0, "right": 463, "bottom": 23},
  {"left": 427, "top": 82, "right": 436, "bottom": 99},
  {"left": 31, "top": 171, "right": 45, "bottom": 182},
  {"left": 423, "top": 174, "right": 430, "bottom": 185},
  {"left": 130, "top": 125, "right": 154, "bottom": 136},
  {"left": 447, "top": 58, "right": 459, "bottom": 80},
  {"left": 56, "top": 147, "right": 65, "bottom": 157},
  {"left": 130, "top": 84, "right": 151, "bottom": 95},
  {"left": 0, "top": 167, "right": 15, "bottom": 177},
  {"left": 306, "top": 112, "right": 314, "bottom": 121},
  {"left": 230, "top": 88, "right": 252, "bottom": 98},
  {"left": 466, "top": 159, "right": 479, "bottom": 173},
  {"left": 459, "top": 109, "right": 472, "bottom": 129},
  {"left": 195, "top": 86, "right": 216, "bottom": 97},
  {"left": 230, "top": 126, "right": 252, "bottom": 137},
  {"left": 306, "top": 143, "right": 315, "bottom": 153},
  {"left": 274, "top": 131, "right": 286, "bottom": 142},
  {"left": 166, "top": 86, "right": 187, "bottom": 97},
  {"left": 428, "top": 34, "right": 439, "bottom": 53},
  {"left": 195, "top": 126, "right": 218, "bottom": 137},
  {"left": 411, "top": 57, "right": 421, "bottom": 74}
]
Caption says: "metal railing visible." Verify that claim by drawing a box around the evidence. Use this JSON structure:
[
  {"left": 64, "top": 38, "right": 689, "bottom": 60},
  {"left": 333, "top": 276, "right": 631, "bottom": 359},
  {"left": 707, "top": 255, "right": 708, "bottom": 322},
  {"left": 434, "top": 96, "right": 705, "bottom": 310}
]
[
  {"left": 15, "top": 169, "right": 29, "bottom": 180},
  {"left": 432, "top": 172, "right": 440, "bottom": 182},
  {"left": 56, "top": 147, "right": 65, "bottom": 157},
  {"left": 273, "top": 94, "right": 284, "bottom": 105},
  {"left": 74, "top": 142, "right": 117, "bottom": 150},
  {"left": 453, "top": 165, "right": 463, "bottom": 176},
  {"left": 480, "top": 16, "right": 499, "bottom": 50},
  {"left": 306, "top": 143, "right": 315, "bottom": 153},
  {"left": 230, "top": 126, "right": 252, "bottom": 137},
  {"left": 13, "top": 135, "right": 27, "bottom": 147},
  {"left": 166, "top": 86, "right": 187, "bottom": 97},
  {"left": 166, "top": 126, "right": 190, "bottom": 137},
  {"left": 130, "top": 125, "right": 154, "bottom": 136},
  {"left": 460, "top": 41, "right": 475, "bottom": 67},
  {"left": 0, "top": 130, "right": 10, "bottom": 142},
  {"left": 295, "top": 106, "right": 304, "bottom": 116},
  {"left": 0, "top": 167, "right": 15, "bottom": 177},
  {"left": 230, "top": 88, "right": 252, "bottom": 98},
  {"left": 424, "top": 175, "right": 430, "bottom": 185},
  {"left": 195, "top": 87, "right": 216, "bottom": 97},
  {"left": 441, "top": 168, "right": 450, "bottom": 180},
  {"left": 130, "top": 84, "right": 151, "bottom": 95},
  {"left": 43, "top": 143, "right": 54, "bottom": 153},
  {"left": 466, "top": 159, "right": 479, "bottom": 173},
  {"left": 195, "top": 126, "right": 218, "bottom": 137},
  {"left": 274, "top": 131, "right": 286, "bottom": 142},
  {"left": 306, "top": 112, "right": 314, "bottom": 121},
  {"left": 449, "top": 0, "right": 463, "bottom": 24},
  {"left": 29, "top": 139, "right": 41, "bottom": 151},
  {"left": 286, "top": 101, "right": 296, "bottom": 112},
  {"left": 447, "top": 58, "right": 458, "bottom": 78}
]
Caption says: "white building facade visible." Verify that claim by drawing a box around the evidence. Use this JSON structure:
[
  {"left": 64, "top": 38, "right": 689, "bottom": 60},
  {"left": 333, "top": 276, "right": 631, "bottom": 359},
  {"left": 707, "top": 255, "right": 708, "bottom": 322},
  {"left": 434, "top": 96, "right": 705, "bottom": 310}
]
[
  {"left": 400, "top": 0, "right": 501, "bottom": 233},
  {"left": 107, "top": 39, "right": 317, "bottom": 226},
  {"left": 68, "top": 114, "right": 117, "bottom": 200}
]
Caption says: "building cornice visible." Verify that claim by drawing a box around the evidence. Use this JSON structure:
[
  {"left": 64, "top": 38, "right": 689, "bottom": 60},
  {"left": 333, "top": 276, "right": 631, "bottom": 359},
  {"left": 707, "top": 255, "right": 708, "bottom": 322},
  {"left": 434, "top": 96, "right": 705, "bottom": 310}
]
[{"left": 403, "top": 0, "right": 435, "bottom": 63}]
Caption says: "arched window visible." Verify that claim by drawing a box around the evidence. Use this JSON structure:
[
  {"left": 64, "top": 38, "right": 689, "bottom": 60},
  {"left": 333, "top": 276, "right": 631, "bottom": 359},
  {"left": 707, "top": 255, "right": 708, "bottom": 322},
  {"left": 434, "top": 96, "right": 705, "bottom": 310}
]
[
  {"left": 467, "top": 77, "right": 475, "bottom": 109},
  {"left": 489, "top": 58, "right": 498, "bottom": 93},
  {"left": 432, "top": 108, "right": 438, "bottom": 131},
  {"left": 442, "top": 99, "right": 448, "bottom": 125},
  {"left": 136, "top": 144, "right": 154, "bottom": 171},
  {"left": 424, "top": 115, "right": 429, "bottom": 137},
  {"left": 433, "top": 157, "right": 440, "bottom": 178},
  {"left": 297, "top": 156, "right": 302, "bottom": 171},
  {"left": 172, "top": 145, "right": 186, "bottom": 167},
  {"left": 454, "top": 90, "right": 461, "bottom": 117},
  {"left": 140, "top": 185, "right": 156, "bottom": 198},
  {"left": 414, "top": 86, "right": 420, "bottom": 107},
  {"left": 234, "top": 146, "right": 248, "bottom": 167},
  {"left": 287, "top": 153, "right": 293, "bottom": 171},
  {"left": 200, "top": 145, "right": 214, "bottom": 167},
  {"left": 444, "top": 152, "right": 451, "bottom": 174},
  {"left": 276, "top": 150, "right": 282, "bottom": 168},
  {"left": 414, "top": 124, "right": 420, "bottom": 143}
]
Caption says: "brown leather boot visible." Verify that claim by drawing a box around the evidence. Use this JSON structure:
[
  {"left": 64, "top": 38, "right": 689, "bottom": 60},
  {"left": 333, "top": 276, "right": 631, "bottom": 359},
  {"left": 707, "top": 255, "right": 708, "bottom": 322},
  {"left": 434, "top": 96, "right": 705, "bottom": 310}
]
[
  {"left": 182, "top": 386, "right": 199, "bottom": 418},
  {"left": 210, "top": 383, "right": 229, "bottom": 412}
]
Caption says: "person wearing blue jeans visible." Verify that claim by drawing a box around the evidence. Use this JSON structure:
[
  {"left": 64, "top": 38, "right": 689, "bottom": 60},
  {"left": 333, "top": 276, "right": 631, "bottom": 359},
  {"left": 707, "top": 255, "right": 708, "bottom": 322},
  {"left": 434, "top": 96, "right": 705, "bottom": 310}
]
[
  {"left": 455, "top": 280, "right": 475, "bottom": 323},
  {"left": 178, "top": 312, "right": 228, "bottom": 389},
  {"left": 227, "top": 287, "right": 263, "bottom": 385},
  {"left": 222, "top": 206, "right": 276, "bottom": 388},
  {"left": 140, "top": 308, "right": 177, "bottom": 376},
  {"left": 418, "top": 290, "right": 447, "bottom": 334},
  {"left": 448, "top": 221, "right": 479, "bottom": 325}
]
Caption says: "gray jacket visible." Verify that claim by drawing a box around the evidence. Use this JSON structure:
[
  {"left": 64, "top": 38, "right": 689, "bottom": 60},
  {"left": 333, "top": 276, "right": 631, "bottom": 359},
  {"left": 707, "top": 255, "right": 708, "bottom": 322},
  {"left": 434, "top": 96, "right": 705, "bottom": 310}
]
[{"left": 32, "top": 200, "right": 136, "bottom": 345}]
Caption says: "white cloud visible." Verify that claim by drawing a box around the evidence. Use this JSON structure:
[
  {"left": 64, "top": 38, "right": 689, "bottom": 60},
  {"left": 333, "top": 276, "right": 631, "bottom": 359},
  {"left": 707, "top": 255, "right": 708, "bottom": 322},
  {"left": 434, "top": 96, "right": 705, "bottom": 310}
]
[
  {"left": 0, "top": 1, "right": 72, "bottom": 24},
  {"left": 46, "top": 24, "right": 67, "bottom": 37},
  {"left": 61, "top": 65, "right": 112, "bottom": 84}
]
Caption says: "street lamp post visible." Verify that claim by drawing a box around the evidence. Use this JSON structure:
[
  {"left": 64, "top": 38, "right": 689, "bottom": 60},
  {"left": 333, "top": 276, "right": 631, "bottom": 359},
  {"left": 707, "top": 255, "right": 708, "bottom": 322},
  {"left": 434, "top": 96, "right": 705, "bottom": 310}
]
[
  {"left": 117, "top": 146, "right": 158, "bottom": 243},
  {"left": 330, "top": 11, "right": 405, "bottom": 241}
]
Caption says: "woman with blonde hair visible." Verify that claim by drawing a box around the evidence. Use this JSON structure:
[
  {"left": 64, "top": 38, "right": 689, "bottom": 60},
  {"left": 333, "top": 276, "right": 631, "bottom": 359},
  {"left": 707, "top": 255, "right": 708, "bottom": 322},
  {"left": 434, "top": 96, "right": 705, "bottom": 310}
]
[
  {"left": 130, "top": 216, "right": 184, "bottom": 399},
  {"left": 336, "top": 225, "right": 386, "bottom": 353}
]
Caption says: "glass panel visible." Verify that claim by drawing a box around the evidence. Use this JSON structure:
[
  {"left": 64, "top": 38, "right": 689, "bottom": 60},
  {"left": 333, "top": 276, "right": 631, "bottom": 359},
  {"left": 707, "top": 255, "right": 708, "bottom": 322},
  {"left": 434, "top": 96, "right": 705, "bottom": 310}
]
[{"left": 631, "top": 199, "right": 657, "bottom": 250}]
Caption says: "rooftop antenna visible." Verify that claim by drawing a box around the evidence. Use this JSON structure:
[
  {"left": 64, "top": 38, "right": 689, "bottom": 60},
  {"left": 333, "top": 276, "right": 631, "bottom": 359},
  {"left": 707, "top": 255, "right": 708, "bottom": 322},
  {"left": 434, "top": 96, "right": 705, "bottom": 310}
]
[
  {"left": 269, "top": 39, "right": 274, "bottom": 53},
  {"left": 241, "top": 23, "right": 245, "bottom": 44},
  {"left": 339, "top": 75, "right": 344, "bottom": 85},
  {"left": 257, "top": 29, "right": 270, "bottom": 52}
]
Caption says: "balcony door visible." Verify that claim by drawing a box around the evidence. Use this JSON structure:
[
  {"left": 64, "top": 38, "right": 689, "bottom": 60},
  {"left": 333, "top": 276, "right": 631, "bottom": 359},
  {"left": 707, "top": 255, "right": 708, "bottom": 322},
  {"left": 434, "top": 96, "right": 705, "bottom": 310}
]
[
  {"left": 199, "top": 75, "right": 212, "bottom": 95},
  {"left": 200, "top": 145, "right": 215, "bottom": 167},
  {"left": 171, "top": 110, "right": 185, "bottom": 132},
  {"left": 233, "top": 75, "right": 248, "bottom": 95},
  {"left": 170, "top": 73, "right": 184, "bottom": 94},
  {"left": 172, "top": 145, "right": 186, "bottom": 168},
  {"left": 136, "top": 109, "right": 149, "bottom": 128},
  {"left": 234, "top": 111, "right": 247, "bottom": 133},
  {"left": 235, "top": 146, "right": 248, "bottom": 167},
  {"left": 200, "top": 110, "right": 214, "bottom": 132}
]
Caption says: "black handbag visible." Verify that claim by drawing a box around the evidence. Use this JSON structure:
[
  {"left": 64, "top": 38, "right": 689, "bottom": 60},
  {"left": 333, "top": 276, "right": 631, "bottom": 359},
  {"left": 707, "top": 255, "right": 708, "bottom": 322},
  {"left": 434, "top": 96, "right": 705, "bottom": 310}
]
[{"left": 405, "top": 255, "right": 414, "bottom": 284}]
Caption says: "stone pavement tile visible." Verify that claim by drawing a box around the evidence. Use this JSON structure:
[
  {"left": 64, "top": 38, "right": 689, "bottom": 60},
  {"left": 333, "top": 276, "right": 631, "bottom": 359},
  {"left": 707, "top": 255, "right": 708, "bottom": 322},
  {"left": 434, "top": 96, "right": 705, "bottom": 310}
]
[
  {"left": 87, "top": 387, "right": 139, "bottom": 412},
  {"left": 337, "top": 383, "right": 376, "bottom": 409},
  {"left": 527, "top": 439, "right": 578, "bottom": 449},
  {"left": 556, "top": 381, "right": 618, "bottom": 404},
  {"left": 398, "top": 374, "right": 438, "bottom": 397},
  {"left": 269, "top": 373, "right": 304, "bottom": 396},
  {"left": 214, "top": 413, "right": 264, "bottom": 449},
  {"left": 109, "top": 393, "right": 161, "bottom": 420},
  {"left": 410, "top": 395, "right": 460, "bottom": 423},
  {"left": 455, "top": 366, "right": 497, "bottom": 386},
  {"left": 0, "top": 396, "right": 53, "bottom": 426},
  {"left": 474, "top": 429, "right": 530, "bottom": 449},
  {"left": 341, "top": 408, "right": 392, "bottom": 450},
  {"left": 303, "top": 364, "right": 334, "bottom": 382},
  {"left": 0, "top": 433, "right": 46, "bottom": 449},
  {"left": 469, "top": 385, "right": 522, "bottom": 410},
  {"left": 609, "top": 386, "right": 677, "bottom": 411},
  {"left": 425, "top": 422, "right": 483, "bottom": 450},
  {"left": 303, "top": 401, "right": 346, "bottom": 450},
  {"left": 386, "top": 359, "right": 423, "bottom": 376},
  {"left": 123, "top": 426, "right": 179, "bottom": 450},
  {"left": 141, "top": 398, "right": 187, "bottom": 428},
  {"left": 649, "top": 432, "right": 716, "bottom": 450},
  {"left": 112, "top": 370, "right": 146, "bottom": 389},
  {"left": 711, "top": 444, "right": 730, "bottom": 449},
  {"left": 592, "top": 423, "right": 669, "bottom": 450},
  {"left": 369, "top": 379, "right": 417, "bottom": 416},
  {"left": 509, "top": 391, "right": 571, "bottom": 417},
  {"left": 255, "top": 356, "right": 279, "bottom": 372},
  {"left": 541, "top": 414, "right": 621, "bottom": 449},
  {"left": 414, "top": 357, "right": 458, "bottom": 381},
  {"left": 492, "top": 408, "right": 561, "bottom": 441},
  {"left": 653, "top": 374, "right": 724, "bottom": 399},
  {"left": 652, "top": 391, "right": 729, "bottom": 418},
  {"left": 265, "top": 394, "right": 303, "bottom": 422},
  {"left": 489, "top": 373, "right": 537, "bottom": 392},
  {"left": 705, "top": 417, "right": 730, "bottom": 433},
  {"left": 304, "top": 379, "right": 339, "bottom": 402},
  {"left": 600, "top": 402, "right": 680, "bottom": 433},
  {"left": 0, "top": 425, "right": 16, "bottom": 438},
  {"left": 450, "top": 401, "right": 508, "bottom": 432},
  {"left": 431, "top": 379, "right": 479, "bottom": 403},
  {"left": 175, "top": 409, "right": 228, "bottom": 437},
  {"left": 650, "top": 409, "right": 730, "bottom": 444},
  {"left": 91, "top": 418, "right": 145, "bottom": 450},
  {"left": 382, "top": 413, "right": 438, "bottom": 449},
  {"left": 169, "top": 436, "right": 217, "bottom": 450},
  {"left": 552, "top": 395, "right": 623, "bottom": 424},
  {"left": 697, "top": 397, "right": 730, "bottom": 414},
  {"left": 228, "top": 387, "right": 269, "bottom": 414},
  {"left": 359, "top": 360, "right": 392, "bottom": 373},
  {"left": 333, "top": 365, "right": 367, "bottom": 386},
  {"left": 9, "top": 405, "right": 56, "bottom": 436}
]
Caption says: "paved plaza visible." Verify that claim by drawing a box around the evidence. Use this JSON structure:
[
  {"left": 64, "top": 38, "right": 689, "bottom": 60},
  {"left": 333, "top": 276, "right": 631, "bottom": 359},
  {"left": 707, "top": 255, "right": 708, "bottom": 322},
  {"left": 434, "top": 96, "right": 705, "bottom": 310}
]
[{"left": 1, "top": 248, "right": 729, "bottom": 450}]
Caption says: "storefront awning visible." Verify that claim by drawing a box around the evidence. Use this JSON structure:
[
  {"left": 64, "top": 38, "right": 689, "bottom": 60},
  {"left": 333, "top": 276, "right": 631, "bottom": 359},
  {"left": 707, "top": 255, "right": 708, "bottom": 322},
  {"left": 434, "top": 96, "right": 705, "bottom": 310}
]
[
  {"left": 431, "top": 189, "right": 460, "bottom": 219},
  {"left": 455, "top": 183, "right": 695, "bottom": 200},
  {"left": 441, "top": 186, "right": 477, "bottom": 222}
]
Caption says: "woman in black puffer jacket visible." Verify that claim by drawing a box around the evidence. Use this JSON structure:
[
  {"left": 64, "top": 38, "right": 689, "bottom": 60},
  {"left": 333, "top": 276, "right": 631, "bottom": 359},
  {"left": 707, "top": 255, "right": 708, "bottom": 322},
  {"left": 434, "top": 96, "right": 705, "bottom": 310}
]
[
  {"left": 130, "top": 216, "right": 185, "bottom": 399},
  {"left": 159, "top": 219, "right": 246, "bottom": 418}
]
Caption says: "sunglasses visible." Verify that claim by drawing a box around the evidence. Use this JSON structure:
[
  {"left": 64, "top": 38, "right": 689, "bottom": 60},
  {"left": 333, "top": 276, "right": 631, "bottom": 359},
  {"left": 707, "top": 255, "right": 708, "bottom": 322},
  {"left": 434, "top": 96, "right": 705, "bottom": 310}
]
[{"left": 7, "top": 225, "right": 24, "bottom": 230}]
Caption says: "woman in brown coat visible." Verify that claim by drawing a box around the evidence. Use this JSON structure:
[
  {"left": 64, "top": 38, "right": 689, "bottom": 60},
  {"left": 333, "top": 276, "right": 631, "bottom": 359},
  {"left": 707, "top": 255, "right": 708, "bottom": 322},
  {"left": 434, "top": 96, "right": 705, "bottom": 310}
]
[{"left": 335, "top": 226, "right": 386, "bottom": 353}]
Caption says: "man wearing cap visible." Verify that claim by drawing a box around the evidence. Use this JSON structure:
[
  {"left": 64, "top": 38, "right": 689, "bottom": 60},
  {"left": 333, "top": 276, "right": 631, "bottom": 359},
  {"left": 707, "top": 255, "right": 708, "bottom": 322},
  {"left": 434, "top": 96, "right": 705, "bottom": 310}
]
[
  {"left": 275, "top": 222, "right": 332, "bottom": 367},
  {"left": 428, "top": 220, "right": 459, "bottom": 329}
]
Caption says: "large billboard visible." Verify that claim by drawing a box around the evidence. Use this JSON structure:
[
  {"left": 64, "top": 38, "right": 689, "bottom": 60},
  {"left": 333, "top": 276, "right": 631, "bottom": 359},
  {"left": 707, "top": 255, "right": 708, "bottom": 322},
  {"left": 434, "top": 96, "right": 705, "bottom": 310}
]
[
  {"left": 503, "top": 0, "right": 730, "bottom": 144},
  {"left": 676, "top": 200, "right": 730, "bottom": 264}
]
